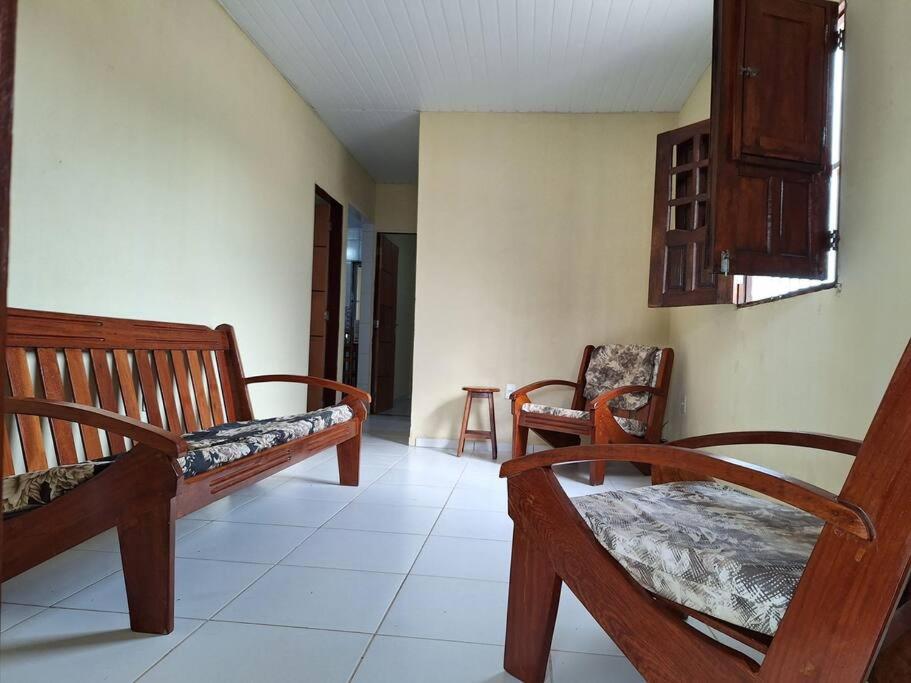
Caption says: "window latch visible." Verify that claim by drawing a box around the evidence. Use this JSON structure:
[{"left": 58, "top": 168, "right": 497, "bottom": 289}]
[
  {"left": 740, "top": 66, "right": 760, "bottom": 78},
  {"left": 835, "top": 28, "right": 845, "bottom": 50},
  {"left": 720, "top": 250, "right": 732, "bottom": 276},
  {"left": 826, "top": 232, "right": 841, "bottom": 251}
]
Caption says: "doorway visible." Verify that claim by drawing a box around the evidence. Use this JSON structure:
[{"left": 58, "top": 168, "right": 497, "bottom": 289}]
[
  {"left": 371, "top": 233, "right": 416, "bottom": 416},
  {"left": 308, "top": 186, "right": 343, "bottom": 411}
]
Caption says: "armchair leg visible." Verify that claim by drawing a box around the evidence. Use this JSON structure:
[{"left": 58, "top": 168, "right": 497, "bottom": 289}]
[
  {"left": 117, "top": 500, "right": 176, "bottom": 634},
  {"left": 513, "top": 422, "right": 530, "bottom": 458},
  {"left": 504, "top": 524, "right": 562, "bottom": 683},
  {"left": 589, "top": 461, "right": 606, "bottom": 486},
  {"left": 337, "top": 434, "right": 360, "bottom": 487}
]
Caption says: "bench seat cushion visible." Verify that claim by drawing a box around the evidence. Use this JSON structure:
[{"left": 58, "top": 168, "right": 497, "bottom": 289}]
[
  {"left": 2, "top": 405, "right": 356, "bottom": 515},
  {"left": 520, "top": 403, "right": 647, "bottom": 437},
  {"left": 572, "top": 481, "right": 823, "bottom": 636},
  {"left": 179, "top": 404, "right": 355, "bottom": 478}
]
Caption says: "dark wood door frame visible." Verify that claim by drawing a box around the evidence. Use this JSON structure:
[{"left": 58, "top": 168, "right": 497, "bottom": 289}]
[
  {"left": 371, "top": 233, "right": 398, "bottom": 414},
  {"left": 312, "top": 185, "right": 343, "bottom": 408}
]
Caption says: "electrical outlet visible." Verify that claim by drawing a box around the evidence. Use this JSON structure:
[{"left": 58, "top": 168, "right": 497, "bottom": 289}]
[{"left": 506, "top": 383, "right": 517, "bottom": 398}]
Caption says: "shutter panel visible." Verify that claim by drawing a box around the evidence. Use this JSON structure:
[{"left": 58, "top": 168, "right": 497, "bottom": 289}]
[
  {"left": 648, "top": 120, "right": 733, "bottom": 307},
  {"left": 709, "top": 0, "right": 838, "bottom": 278}
]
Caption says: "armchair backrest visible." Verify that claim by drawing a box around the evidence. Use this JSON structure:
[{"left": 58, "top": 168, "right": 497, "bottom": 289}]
[
  {"left": 578, "top": 344, "right": 662, "bottom": 410},
  {"left": 761, "top": 339, "right": 911, "bottom": 680}
]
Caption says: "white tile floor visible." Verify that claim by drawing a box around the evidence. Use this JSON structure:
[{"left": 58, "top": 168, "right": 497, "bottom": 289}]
[{"left": 0, "top": 414, "right": 759, "bottom": 682}]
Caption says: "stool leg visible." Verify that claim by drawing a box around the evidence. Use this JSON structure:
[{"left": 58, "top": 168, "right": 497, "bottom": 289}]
[
  {"left": 487, "top": 392, "right": 498, "bottom": 460},
  {"left": 456, "top": 392, "right": 472, "bottom": 456}
]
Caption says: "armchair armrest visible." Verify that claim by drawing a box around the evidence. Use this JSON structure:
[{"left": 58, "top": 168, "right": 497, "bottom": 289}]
[
  {"left": 499, "top": 443, "right": 874, "bottom": 541},
  {"left": 670, "top": 431, "right": 862, "bottom": 457},
  {"left": 586, "top": 385, "right": 661, "bottom": 410},
  {"left": 244, "top": 374, "right": 371, "bottom": 404},
  {"left": 6, "top": 398, "right": 186, "bottom": 457},
  {"left": 510, "top": 379, "right": 578, "bottom": 400}
]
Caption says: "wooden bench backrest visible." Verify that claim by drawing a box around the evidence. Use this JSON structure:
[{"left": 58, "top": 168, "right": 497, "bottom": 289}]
[{"left": 4, "top": 308, "right": 252, "bottom": 475}]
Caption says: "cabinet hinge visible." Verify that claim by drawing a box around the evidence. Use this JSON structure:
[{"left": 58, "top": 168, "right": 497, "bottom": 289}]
[
  {"left": 835, "top": 28, "right": 845, "bottom": 50},
  {"left": 720, "top": 250, "right": 732, "bottom": 276},
  {"left": 826, "top": 231, "right": 841, "bottom": 251}
]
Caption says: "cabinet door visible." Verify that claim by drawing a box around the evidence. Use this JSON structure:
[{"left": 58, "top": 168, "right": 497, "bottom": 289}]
[{"left": 736, "top": 0, "right": 837, "bottom": 167}]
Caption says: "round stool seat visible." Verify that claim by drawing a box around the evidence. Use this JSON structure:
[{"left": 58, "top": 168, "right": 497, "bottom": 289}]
[{"left": 462, "top": 386, "right": 500, "bottom": 393}]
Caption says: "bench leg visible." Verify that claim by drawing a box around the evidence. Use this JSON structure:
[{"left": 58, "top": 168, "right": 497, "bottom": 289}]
[
  {"left": 589, "top": 461, "right": 606, "bottom": 486},
  {"left": 337, "top": 435, "right": 360, "bottom": 487},
  {"left": 504, "top": 524, "right": 561, "bottom": 683},
  {"left": 117, "top": 500, "right": 176, "bottom": 635},
  {"left": 513, "top": 422, "right": 529, "bottom": 458}
]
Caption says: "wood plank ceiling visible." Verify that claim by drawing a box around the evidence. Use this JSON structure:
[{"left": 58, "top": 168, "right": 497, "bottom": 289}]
[{"left": 219, "top": 0, "right": 712, "bottom": 183}]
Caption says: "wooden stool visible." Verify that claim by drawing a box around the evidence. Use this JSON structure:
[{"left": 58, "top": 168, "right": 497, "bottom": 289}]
[{"left": 457, "top": 386, "right": 500, "bottom": 459}]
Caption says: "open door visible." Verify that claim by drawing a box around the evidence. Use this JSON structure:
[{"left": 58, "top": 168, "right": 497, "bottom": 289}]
[
  {"left": 371, "top": 234, "right": 398, "bottom": 414},
  {"left": 308, "top": 187, "right": 343, "bottom": 411}
]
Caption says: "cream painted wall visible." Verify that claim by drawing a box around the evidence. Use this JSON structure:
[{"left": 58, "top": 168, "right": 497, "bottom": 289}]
[
  {"left": 665, "top": 1, "right": 911, "bottom": 492},
  {"left": 10, "top": 0, "right": 375, "bottom": 417},
  {"left": 375, "top": 183, "right": 418, "bottom": 234},
  {"left": 412, "top": 112, "right": 675, "bottom": 444}
]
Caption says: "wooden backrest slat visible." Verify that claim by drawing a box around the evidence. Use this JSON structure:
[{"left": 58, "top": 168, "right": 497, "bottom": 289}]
[
  {"left": 90, "top": 349, "right": 127, "bottom": 453},
  {"left": 215, "top": 350, "right": 237, "bottom": 422},
  {"left": 153, "top": 349, "right": 182, "bottom": 433},
  {"left": 64, "top": 348, "right": 104, "bottom": 459},
  {"left": 171, "top": 350, "right": 199, "bottom": 433},
  {"left": 113, "top": 349, "right": 141, "bottom": 421},
  {"left": 202, "top": 351, "right": 226, "bottom": 425},
  {"left": 6, "top": 348, "right": 49, "bottom": 471},
  {"left": 134, "top": 350, "right": 163, "bottom": 428},
  {"left": 187, "top": 351, "right": 213, "bottom": 429},
  {"left": 36, "top": 347, "right": 78, "bottom": 465}
]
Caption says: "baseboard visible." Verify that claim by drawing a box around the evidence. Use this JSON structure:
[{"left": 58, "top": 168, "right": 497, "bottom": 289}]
[{"left": 412, "top": 437, "right": 550, "bottom": 454}]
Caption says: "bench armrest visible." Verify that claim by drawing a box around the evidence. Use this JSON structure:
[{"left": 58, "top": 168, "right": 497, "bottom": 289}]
[
  {"left": 244, "top": 375, "right": 371, "bottom": 404},
  {"left": 6, "top": 397, "right": 186, "bottom": 457},
  {"left": 499, "top": 443, "right": 874, "bottom": 541}
]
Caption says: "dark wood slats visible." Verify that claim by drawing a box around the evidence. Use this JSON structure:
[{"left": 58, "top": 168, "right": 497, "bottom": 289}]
[
  {"left": 153, "top": 350, "right": 182, "bottom": 434},
  {"left": 170, "top": 350, "right": 199, "bottom": 433},
  {"left": 64, "top": 348, "right": 104, "bottom": 460},
  {"left": 36, "top": 348, "right": 78, "bottom": 465},
  {"left": 90, "top": 349, "right": 127, "bottom": 453},
  {"left": 113, "top": 350, "right": 141, "bottom": 421},
  {"left": 7, "top": 348, "right": 48, "bottom": 471},
  {"left": 134, "top": 350, "right": 163, "bottom": 428},
  {"left": 215, "top": 350, "right": 237, "bottom": 422},
  {"left": 202, "top": 351, "right": 226, "bottom": 425},
  {"left": 186, "top": 351, "right": 213, "bottom": 429}
]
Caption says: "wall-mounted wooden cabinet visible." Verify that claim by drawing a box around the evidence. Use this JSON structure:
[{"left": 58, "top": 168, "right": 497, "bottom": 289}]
[{"left": 649, "top": 0, "right": 840, "bottom": 306}]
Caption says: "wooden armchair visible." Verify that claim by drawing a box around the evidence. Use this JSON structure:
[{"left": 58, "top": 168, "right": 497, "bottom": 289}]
[
  {"left": 511, "top": 344, "right": 673, "bottom": 484},
  {"left": 498, "top": 339, "right": 911, "bottom": 683}
]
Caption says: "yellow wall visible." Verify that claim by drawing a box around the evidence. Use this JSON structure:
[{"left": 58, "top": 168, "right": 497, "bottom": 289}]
[
  {"left": 9, "top": 0, "right": 375, "bottom": 417},
  {"left": 375, "top": 183, "right": 418, "bottom": 234},
  {"left": 666, "top": 1, "right": 911, "bottom": 492},
  {"left": 412, "top": 112, "right": 675, "bottom": 445}
]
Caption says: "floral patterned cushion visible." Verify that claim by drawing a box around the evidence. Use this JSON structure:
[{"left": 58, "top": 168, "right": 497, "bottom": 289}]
[
  {"left": 2, "top": 459, "right": 116, "bottom": 515},
  {"left": 583, "top": 345, "right": 661, "bottom": 412},
  {"left": 520, "top": 403, "right": 647, "bottom": 437},
  {"left": 179, "top": 404, "right": 355, "bottom": 478},
  {"left": 572, "top": 481, "right": 823, "bottom": 636}
]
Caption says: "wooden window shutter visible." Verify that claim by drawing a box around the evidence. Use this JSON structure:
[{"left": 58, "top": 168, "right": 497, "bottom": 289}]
[
  {"left": 648, "top": 120, "right": 732, "bottom": 307},
  {"left": 708, "top": 0, "right": 838, "bottom": 278}
]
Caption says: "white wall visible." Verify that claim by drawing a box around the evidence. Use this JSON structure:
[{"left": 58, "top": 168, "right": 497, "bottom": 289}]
[
  {"left": 10, "top": 0, "right": 376, "bottom": 418},
  {"left": 412, "top": 112, "right": 675, "bottom": 445},
  {"left": 665, "top": 1, "right": 911, "bottom": 493}
]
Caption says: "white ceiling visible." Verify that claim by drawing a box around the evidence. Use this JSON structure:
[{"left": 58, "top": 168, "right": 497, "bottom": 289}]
[{"left": 219, "top": 0, "right": 713, "bottom": 183}]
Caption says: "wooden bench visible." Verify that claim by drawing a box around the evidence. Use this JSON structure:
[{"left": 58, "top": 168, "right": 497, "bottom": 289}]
[{"left": 1, "top": 308, "right": 370, "bottom": 634}]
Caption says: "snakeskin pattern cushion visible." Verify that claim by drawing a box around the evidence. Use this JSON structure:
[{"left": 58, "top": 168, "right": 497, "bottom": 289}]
[
  {"left": 179, "top": 404, "right": 355, "bottom": 478},
  {"left": 2, "top": 459, "right": 116, "bottom": 515},
  {"left": 582, "top": 345, "right": 661, "bottom": 411},
  {"left": 572, "top": 481, "right": 823, "bottom": 636},
  {"left": 520, "top": 403, "right": 647, "bottom": 437}
]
